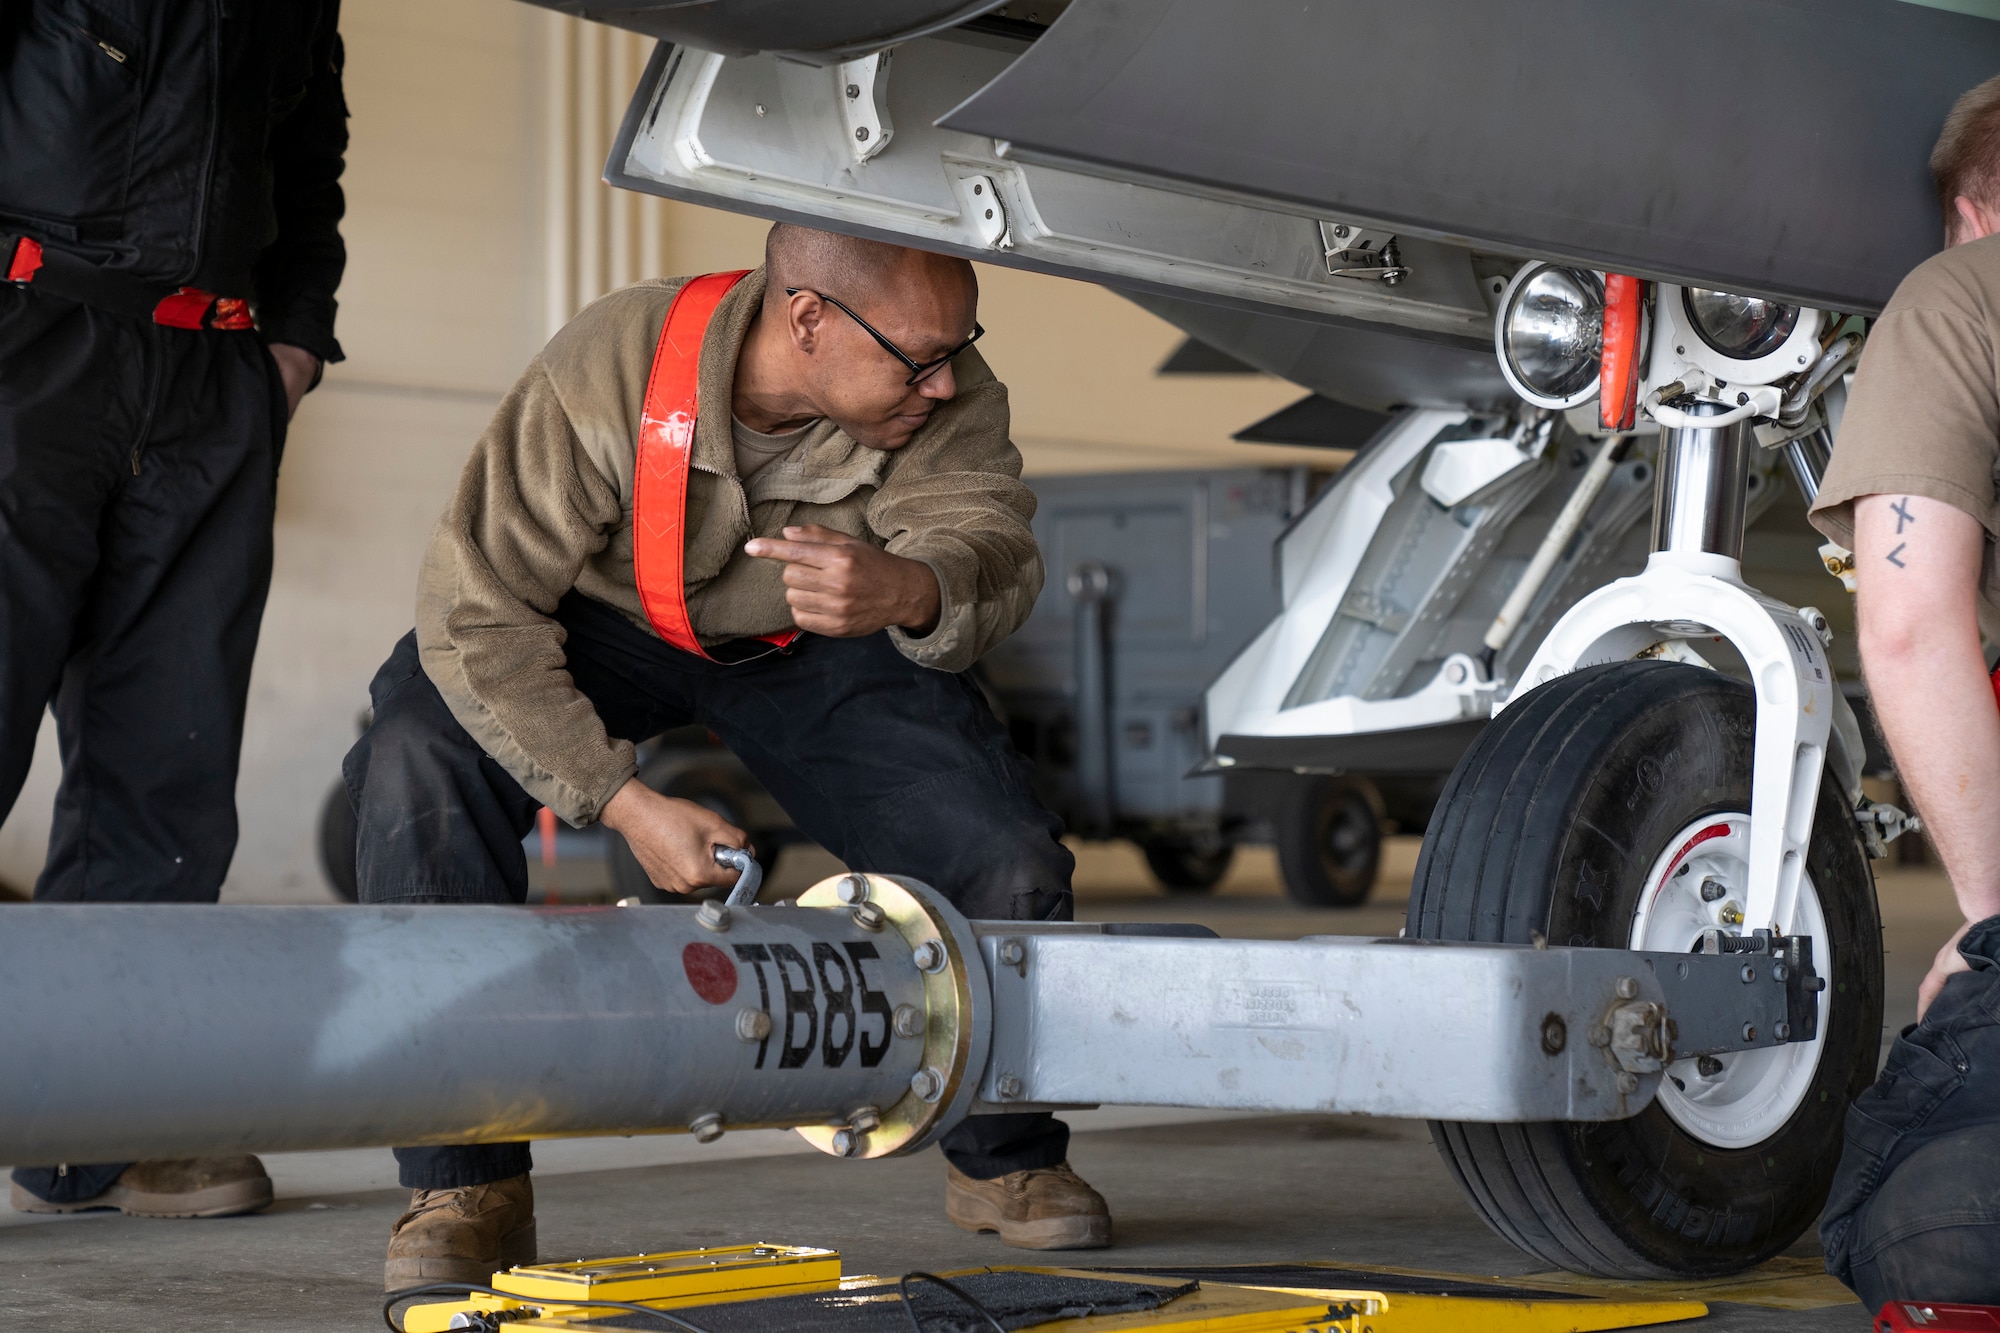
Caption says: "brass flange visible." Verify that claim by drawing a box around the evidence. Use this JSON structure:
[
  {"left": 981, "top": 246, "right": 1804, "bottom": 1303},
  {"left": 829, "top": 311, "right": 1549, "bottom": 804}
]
[{"left": 792, "top": 874, "right": 988, "bottom": 1159}]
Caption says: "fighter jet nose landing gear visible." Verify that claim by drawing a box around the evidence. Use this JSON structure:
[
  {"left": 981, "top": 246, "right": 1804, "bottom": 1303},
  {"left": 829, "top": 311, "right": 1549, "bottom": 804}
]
[{"left": 1410, "top": 269, "right": 1887, "bottom": 1277}]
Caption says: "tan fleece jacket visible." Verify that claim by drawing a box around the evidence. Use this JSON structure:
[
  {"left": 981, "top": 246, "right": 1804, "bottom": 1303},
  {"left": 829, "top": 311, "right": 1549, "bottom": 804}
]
[{"left": 415, "top": 268, "right": 1042, "bottom": 825}]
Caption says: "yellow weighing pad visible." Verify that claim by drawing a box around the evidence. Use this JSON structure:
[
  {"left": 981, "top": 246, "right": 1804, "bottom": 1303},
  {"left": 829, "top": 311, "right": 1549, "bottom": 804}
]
[{"left": 397, "top": 1243, "right": 1710, "bottom": 1333}]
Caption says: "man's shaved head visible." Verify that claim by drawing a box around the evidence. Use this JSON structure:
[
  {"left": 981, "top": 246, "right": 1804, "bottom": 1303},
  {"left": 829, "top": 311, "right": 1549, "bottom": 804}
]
[
  {"left": 739, "top": 223, "right": 981, "bottom": 452},
  {"left": 764, "top": 223, "right": 973, "bottom": 312}
]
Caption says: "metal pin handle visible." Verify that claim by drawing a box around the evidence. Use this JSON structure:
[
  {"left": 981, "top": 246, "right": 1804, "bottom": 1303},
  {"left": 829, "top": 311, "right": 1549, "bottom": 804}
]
[{"left": 715, "top": 846, "right": 763, "bottom": 907}]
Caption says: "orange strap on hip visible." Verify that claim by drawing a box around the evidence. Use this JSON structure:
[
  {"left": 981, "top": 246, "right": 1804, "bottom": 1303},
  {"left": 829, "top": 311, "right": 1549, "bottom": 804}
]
[{"left": 632, "top": 270, "right": 798, "bottom": 660}]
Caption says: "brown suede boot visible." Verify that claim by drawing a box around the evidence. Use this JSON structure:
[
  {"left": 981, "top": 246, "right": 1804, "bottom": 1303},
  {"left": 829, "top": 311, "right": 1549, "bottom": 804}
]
[
  {"left": 10, "top": 1157, "right": 272, "bottom": 1219},
  {"left": 945, "top": 1160, "right": 1111, "bottom": 1250},
  {"left": 384, "top": 1175, "right": 536, "bottom": 1291}
]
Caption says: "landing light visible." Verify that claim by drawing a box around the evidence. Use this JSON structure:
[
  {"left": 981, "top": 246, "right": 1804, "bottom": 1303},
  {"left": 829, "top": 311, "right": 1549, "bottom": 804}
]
[
  {"left": 1682, "top": 288, "right": 1801, "bottom": 360},
  {"left": 1495, "top": 263, "right": 1604, "bottom": 410}
]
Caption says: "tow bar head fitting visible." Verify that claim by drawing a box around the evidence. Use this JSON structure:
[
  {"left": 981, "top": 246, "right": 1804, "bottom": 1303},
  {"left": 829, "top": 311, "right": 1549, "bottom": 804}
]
[
  {"left": 1662, "top": 930, "right": 1822, "bottom": 1059},
  {"left": 790, "top": 874, "right": 989, "bottom": 1162}
]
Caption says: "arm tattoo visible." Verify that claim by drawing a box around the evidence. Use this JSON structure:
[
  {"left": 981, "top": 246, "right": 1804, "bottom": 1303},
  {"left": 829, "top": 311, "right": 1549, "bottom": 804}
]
[{"left": 1885, "top": 497, "right": 1915, "bottom": 566}]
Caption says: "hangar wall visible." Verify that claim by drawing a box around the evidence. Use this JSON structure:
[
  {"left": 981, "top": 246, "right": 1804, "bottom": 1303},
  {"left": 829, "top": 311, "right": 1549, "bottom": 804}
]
[{"left": 0, "top": 3, "right": 1314, "bottom": 901}]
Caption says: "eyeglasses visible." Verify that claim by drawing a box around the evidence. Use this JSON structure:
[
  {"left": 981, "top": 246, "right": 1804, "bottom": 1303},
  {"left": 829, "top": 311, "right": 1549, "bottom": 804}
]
[{"left": 785, "top": 287, "right": 983, "bottom": 385}]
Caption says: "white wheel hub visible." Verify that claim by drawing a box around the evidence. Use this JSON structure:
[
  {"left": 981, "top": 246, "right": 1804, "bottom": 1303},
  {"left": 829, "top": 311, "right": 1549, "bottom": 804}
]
[{"left": 1628, "top": 814, "right": 1829, "bottom": 1150}]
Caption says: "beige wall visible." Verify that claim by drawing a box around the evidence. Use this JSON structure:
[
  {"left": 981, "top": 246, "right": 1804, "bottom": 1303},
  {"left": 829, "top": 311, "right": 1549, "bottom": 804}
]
[{"left": 0, "top": 4, "right": 1324, "bottom": 900}]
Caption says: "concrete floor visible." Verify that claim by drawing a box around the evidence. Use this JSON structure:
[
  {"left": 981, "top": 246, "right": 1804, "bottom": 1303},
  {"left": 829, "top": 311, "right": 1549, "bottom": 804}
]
[{"left": 0, "top": 837, "right": 1957, "bottom": 1331}]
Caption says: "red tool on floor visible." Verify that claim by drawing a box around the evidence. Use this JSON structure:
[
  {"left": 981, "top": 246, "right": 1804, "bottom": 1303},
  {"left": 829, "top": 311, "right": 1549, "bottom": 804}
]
[{"left": 1878, "top": 1302, "right": 2000, "bottom": 1331}]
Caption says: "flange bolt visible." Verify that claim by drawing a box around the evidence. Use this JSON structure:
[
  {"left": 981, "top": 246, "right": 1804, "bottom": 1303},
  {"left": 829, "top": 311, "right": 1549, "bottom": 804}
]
[
  {"left": 998, "top": 939, "right": 1026, "bottom": 968},
  {"left": 735, "top": 1009, "right": 772, "bottom": 1043},
  {"left": 912, "top": 940, "right": 948, "bottom": 973},
  {"left": 689, "top": 1114, "right": 724, "bottom": 1144},
  {"left": 1540, "top": 1014, "right": 1566, "bottom": 1055},
  {"left": 1615, "top": 1072, "right": 1640, "bottom": 1095},
  {"left": 893, "top": 1004, "right": 925, "bottom": 1039},
  {"left": 851, "top": 902, "right": 887, "bottom": 932},
  {"left": 1614, "top": 976, "right": 1639, "bottom": 1000},
  {"left": 996, "top": 1075, "right": 1023, "bottom": 1100},
  {"left": 836, "top": 875, "right": 870, "bottom": 904},
  {"left": 1588, "top": 1025, "right": 1611, "bottom": 1048},
  {"left": 830, "top": 1128, "right": 858, "bottom": 1157},
  {"left": 910, "top": 1067, "right": 944, "bottom": 1102},
  {"left": 696, "top": 901, "right": 731, "bottom": 933},
  {"left": 847, "top": 1105, "right": 882, "bottom": 1134}
]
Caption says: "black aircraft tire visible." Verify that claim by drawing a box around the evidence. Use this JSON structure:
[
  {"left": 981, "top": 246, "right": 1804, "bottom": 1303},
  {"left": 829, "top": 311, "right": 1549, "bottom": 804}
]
[
  {"left": 1277, "top": 776, "right": 1383, "bottom": 908},
  {"left": 1139, "top": 839, "right": 1233, "bottom": 892},
  {"left": 318, "top": 780, "right": 360, "bottom": 903},
  {"left": 1408, "top": 661, "right": 1881, "bottom": 1279}
]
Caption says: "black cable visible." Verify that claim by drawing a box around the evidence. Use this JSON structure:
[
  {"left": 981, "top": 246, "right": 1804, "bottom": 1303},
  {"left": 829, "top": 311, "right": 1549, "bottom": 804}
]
[
  {"left": 897, "top": 1271, "right": 1009, "bottom": 1333},
  {"left": 383, "top": 1281, "right": 721, "bottom": 1333}
]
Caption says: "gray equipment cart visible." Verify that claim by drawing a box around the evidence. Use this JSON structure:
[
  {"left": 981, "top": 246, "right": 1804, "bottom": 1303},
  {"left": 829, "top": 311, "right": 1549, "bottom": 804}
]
[{"left": 980, "top": 466, "right": 1427, "bottom": 904}]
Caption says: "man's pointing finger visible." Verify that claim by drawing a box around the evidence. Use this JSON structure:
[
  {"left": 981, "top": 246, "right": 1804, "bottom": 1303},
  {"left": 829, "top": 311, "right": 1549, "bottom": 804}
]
[{"left": 744, "top": 538, "right": 830, "bottom": 566}]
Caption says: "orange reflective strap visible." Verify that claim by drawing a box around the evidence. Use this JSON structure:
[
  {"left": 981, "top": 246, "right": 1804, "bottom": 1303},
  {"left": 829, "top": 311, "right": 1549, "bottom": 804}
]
[{"left": 632, "top": 270, "right": 801, "bottom": 661}]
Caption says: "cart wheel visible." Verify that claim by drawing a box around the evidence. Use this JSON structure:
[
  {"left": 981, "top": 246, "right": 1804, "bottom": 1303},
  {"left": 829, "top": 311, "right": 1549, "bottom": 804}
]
[
  {"left": 1139, "top": 839, "right": 1233, "bottom": 893},
  {"left": 317, "top": 781, "right": 360, "bottom": 903},
  {"left": 1276, "top": 776, "right": 1382, "bottom": 907},
  {"left": 1410, "top": 661, "right": 1882, "bottom": 1278},
  {"left": 608, "top": 766, "right": 782, "bottom": 904}
]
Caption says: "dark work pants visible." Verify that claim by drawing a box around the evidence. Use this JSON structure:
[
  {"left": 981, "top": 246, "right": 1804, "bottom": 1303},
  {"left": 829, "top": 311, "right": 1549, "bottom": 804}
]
[
  {"left": 343, "top": 592, "right": 1076, "bottom": 1188},
  {"left": 0, "top": 286, "right": 285, "bottom": 1203},
  {"left": 1822, "top": 916, "right": 2000, "bottom": 1310}
]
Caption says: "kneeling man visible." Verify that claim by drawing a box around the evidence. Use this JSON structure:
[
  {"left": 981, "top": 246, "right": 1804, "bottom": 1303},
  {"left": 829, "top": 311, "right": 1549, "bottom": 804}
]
[{"left": 344, "top": 224, "right": 1108, "bottom": 1288}]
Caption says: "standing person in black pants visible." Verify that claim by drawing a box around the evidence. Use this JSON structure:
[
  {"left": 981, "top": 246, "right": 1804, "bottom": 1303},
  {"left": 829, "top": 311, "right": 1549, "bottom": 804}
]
[{"left": 0, "top": 1, "right": 347, "bottom": 1219}]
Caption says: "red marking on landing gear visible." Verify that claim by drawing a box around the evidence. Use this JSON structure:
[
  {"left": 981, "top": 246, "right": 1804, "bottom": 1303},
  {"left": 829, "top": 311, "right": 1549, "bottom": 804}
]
[
  {"left": 1659, "top": 822, "right": 1734, "bottom": 886},
  {"left": 682, "top": 942, "right": 738, "bottom": 1004}
]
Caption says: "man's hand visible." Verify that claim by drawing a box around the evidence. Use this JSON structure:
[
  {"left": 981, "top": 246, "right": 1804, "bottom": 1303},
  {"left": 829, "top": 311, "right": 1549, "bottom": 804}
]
[
  {"left": 745, "top": 523, "right": 941, "bottom": 637},
  {"left": 598, "top": 778, "right": 747, "bottom": 895},
  {"left": 1919, "top": 920, "right": 1975, "bottom": 1021},
  {"left": 267, "top": 342, "right": 320, "bottom": 420}
]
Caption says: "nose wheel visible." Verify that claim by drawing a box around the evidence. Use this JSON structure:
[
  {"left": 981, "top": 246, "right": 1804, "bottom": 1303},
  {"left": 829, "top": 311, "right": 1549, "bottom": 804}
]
[{"left": 1410, "top": 660, "right": 1881, "bottom": 1279}]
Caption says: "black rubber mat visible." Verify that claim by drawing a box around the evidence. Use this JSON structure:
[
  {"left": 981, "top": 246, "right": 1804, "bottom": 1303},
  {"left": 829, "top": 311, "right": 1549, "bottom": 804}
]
[
  {"left": 594, "top": 1271, "right": 1200, "bottom": 1332},
  {"left": 1112, "top": 1263, "right": 1589, "bottom": 1302}
]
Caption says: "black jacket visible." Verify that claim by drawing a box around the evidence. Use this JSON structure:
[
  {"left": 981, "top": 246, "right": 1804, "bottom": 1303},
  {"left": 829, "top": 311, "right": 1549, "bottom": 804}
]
[{"left": 0, "top": 0, "right": 348, "bottom": 361}]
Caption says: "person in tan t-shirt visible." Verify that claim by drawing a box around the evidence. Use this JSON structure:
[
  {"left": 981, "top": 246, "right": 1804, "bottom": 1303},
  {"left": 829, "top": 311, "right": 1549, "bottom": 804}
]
[
  {"left": 1812, "top": 93, "right": 2000, "bottom": 1017},
  {"left": 1810, "top": 73, "right": 2000, "bottom": 1308}
]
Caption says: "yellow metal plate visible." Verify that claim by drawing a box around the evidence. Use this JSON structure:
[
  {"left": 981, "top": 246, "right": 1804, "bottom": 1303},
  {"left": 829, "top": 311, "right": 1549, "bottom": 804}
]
[{"left": 492, "top": 1242, "right": 838, "bottom": 1302}]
